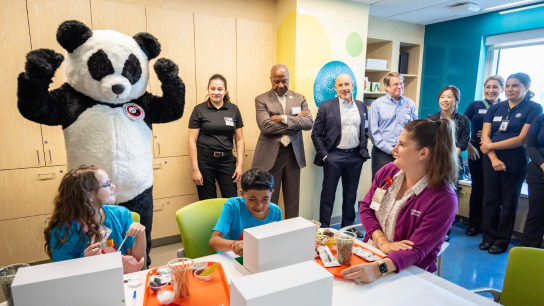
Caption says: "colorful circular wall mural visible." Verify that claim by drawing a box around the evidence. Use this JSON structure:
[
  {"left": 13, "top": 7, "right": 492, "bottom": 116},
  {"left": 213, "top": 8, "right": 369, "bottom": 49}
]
[
  {"left": 346, "top": 32, "right": 364, "bottom": 57},
  {"left": 313, "top": 61, "right": 357, "bottom": 107}
]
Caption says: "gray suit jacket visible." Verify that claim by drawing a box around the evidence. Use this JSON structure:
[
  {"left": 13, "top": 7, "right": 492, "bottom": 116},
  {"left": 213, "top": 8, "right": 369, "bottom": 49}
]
[{"left": 252, "top": 89, "right": 314, "bottom": 170}]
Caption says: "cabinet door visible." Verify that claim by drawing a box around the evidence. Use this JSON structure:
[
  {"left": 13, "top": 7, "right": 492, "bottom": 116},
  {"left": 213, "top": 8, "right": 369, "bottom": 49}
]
[
  {"left": 0, "top": 0, "right": 45, "bottom": 170},
  {"left": 151, "top": 194, "right": 198, "bottom": 240},
  {"left": 0, "top": 166, "right": 67, "bottom": 221},
  {"left": 147, "top": 8, "right": 196, "bottom": 158},
  {"left": 194, "top": 14, "right": 237, "bottom": 103},
  {"left": 90, "top": 0, "right": 146, "bottom": 34},
  {"left": 153, "top": 156, "right": 197, "bottom": 199},
  {"left": 0, "top": 215, "right": 51, "bottom": 266},
  {"left": 27, "top": 0, "right": 93, "bottom": 166},
  {"left": 236, "top": 19, "right": 274, "bottom": 151}
]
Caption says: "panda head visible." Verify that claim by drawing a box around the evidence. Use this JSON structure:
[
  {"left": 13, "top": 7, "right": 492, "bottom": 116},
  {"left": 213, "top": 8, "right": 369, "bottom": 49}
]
[{"left": 57, "top": 20, "right": 161, "bottom": 104}]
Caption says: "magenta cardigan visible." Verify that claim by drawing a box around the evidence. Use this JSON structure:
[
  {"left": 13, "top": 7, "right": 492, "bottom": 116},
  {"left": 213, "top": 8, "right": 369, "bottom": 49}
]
[{"left": 360, "top": 163, "right": 457, "bottom": 273}]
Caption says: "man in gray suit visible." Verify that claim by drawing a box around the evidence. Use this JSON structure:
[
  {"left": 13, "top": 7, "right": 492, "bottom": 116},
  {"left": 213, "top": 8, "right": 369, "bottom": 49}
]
[{"left": 252, "top": 64, "right": 313, "bottom": 219}]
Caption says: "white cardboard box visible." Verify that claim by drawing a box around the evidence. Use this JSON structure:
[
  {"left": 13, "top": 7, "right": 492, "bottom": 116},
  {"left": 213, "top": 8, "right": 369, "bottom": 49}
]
[
  {"left": 231, "top": 261, "right": 333, "bottom": 306},
  {"left": 366, "top": 58, "right": 388, "bottom": 66},
  {"left": 243, "top": 217, "right": 316, "bottom": 273},
  {"left": 11, "top": 252, "right": 125, "bottom": 306}
]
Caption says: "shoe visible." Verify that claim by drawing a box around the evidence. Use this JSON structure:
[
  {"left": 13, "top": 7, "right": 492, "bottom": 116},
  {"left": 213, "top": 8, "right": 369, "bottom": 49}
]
[
  {"left": 466, "top": 227, "right": 480, "bottom": 236},
  {"left": 488, "top": 246, "right": 506, "bottom": 255},
  {"left": 479, "top": 242, "right": 491, "bottom": 250},
  {"left": 445, "top": 229, "right": 451, "bottom": 242},
  {"left": 347, "top": 228, "right": 364, "bottom": 238}
]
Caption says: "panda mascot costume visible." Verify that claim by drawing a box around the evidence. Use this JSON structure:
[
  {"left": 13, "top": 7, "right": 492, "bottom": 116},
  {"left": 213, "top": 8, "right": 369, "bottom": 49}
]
[{"left": 17, "top": 20, "right": 185, "bottom": 265}]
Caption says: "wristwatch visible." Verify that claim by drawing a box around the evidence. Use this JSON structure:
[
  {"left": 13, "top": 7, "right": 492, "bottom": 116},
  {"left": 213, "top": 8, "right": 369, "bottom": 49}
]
[{"left": 377, "top": 260, "right": 388, "bottom": 276}]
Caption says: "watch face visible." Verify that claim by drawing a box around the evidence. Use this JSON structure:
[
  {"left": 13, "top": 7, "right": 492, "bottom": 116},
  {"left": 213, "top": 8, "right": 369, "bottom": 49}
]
[{"left": 379, "top": 262, "right": 388, "bottom": 274}]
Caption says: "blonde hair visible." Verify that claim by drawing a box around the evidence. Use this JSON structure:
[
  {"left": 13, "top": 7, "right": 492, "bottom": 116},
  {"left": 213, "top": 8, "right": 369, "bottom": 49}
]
[{"left": 484, "top": 75, "right": 505, "bottom": 89}]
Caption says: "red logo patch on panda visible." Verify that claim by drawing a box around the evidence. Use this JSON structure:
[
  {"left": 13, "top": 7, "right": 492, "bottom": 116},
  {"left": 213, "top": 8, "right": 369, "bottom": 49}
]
[{"left": 123, "top": 102, "right": 145, "bottom": 120}]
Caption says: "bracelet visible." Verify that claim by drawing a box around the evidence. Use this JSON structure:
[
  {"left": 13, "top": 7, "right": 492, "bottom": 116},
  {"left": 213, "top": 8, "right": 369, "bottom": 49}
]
[{"left": 230, "top": 241, "right": 236, "bottom": 250}]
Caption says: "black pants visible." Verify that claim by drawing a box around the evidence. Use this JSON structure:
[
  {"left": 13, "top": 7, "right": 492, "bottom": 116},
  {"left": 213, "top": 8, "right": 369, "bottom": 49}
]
[
  {"left": 269, "top": 144, "right": 301, "bottom": 219},
  {"left": 371, "top": 146, "right": 395, "bottom": 181},
  {"left": 119, "top": 186, "right": 153, "bottom": 266},
  {"left": 196, "top": 147, "right": 238, "bottom": 200},
  {"left": 481, "top": 148, "right": 527, "bottom": 249},
  {"left": 319, "top": 148, "right": 364, "bottom": 228},
  {"left": 521, "top": 161, "right": 544, "bottom": 248},
  {"left": 467, "top": 140, "right": 484, "bottom": 230}
]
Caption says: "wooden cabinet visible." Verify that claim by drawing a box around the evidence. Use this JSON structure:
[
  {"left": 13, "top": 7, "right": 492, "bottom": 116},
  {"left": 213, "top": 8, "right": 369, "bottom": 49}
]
[
  {"left": 236, "top": 19, "right": 275, "bottom": 151},
  {"left": 0, "top": 166, "right": 66, "bottom": 221},
  {"left": 90, "top": 0, "right": 146, "bottom": 33},
  {"left": 0, "top": 0, "right": 46, "bottom": 170},
  {"left": 152, "top": 156, "right": 197, "bottom": 199},
  {"left": 0, "top": 215, "right": 51, "bottom": 266},
  {"left": 147, "top": 7, "right": 196, "bottom": 158},
  {"left": 151, "top": 194, "right": 198, "bottom": 239},
  {"left": 194, "top": 14, "right": 237, "bottom": 103}
]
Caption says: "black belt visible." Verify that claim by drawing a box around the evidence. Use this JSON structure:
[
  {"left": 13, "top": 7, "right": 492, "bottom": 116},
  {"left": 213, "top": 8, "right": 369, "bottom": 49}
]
[
  {"left": 336, "top": 147, "right": 359, "bottom": 153},
  {"left": 198, "top": 147, "right": 232, "bottom": 157}
]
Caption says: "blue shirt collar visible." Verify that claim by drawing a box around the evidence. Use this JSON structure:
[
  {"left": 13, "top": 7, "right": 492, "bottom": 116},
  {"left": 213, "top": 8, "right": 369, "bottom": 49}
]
[{"left": 385, "top": 92, "right": 404, "bottom": 104}]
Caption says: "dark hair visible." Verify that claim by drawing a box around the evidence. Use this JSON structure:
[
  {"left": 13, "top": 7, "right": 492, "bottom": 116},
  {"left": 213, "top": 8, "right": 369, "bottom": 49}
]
[
  {"left": 404, "top": 119, "right": 459, "bottom": 190},
  {"left": 206, "top": 74, "right": 231, "bottom": 103},
  {"left": 507, "top": 72, "right": 534, "bottom": 100},
  {"left": 45, "top": 165, "right": 103, "bottom": 259},
  {"left": 241, "top": 168, "right": 274, "bottom": 192},
  {"left": 438, "top": 85, "right": 460, "bottom": 112}
]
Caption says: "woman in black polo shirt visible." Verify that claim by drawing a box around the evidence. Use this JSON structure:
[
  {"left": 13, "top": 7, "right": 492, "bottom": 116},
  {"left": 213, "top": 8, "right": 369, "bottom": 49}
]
[
  {"left": 188, "top": 74, "right": 245, "bottom": 200},
  {"left": 480, "top": 72, "right": 542, "bottom": 254},
  {"left": 428, "top": 85, "right": 470, "bottom": 241},
  {"left": 463, "top": 75, "right": 504, "bottom": 236}
]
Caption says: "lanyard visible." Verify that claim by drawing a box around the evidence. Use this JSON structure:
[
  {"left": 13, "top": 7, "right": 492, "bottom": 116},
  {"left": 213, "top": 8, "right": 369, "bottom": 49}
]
[
  {"left": 482, "top": 99, "right": 490, "bottom": 109},
  {"left": 506, "top": 103, "right": 521, "bottom": 120}
]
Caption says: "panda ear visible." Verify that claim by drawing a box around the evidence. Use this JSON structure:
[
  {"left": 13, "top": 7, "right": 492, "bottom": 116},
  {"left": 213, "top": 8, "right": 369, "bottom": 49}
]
[
  {"left": 133, "top": 32, "right": 161, "bottom": 60},
  {"left": 57, "top": 20, "right": 93, "bottom": 53}
]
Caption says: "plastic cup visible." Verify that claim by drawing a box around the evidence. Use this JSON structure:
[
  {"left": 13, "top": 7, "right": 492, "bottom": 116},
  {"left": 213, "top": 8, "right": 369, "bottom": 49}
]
[
  {"left": 194, "top": 269, "right": 212, "bottom": 282},
  {"left": 335, "top": 231, "right": 356, "bottom": 265},
  {"left": 167, "top": 258, "right": 194, "bottom": 299}
]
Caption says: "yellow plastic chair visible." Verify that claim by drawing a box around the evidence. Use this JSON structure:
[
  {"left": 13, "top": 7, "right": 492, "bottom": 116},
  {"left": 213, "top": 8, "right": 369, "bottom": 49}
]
[
  {"left": 175, "top": 198, "right": 228, "bottom": 259},
  {"left": 472, "top": 247, "right": 544, "bottom": 305}
]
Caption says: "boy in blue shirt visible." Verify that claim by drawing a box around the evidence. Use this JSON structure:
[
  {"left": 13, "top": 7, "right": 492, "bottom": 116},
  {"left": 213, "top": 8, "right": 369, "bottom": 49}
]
[{"left": 209, "top": 168, "right": 283, "bottom": 256}]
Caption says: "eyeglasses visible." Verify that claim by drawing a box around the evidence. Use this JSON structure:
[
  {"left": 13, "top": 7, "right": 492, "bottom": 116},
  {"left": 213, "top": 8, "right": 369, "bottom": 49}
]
[
  {"left": 390, "top": 83, "right": 405, "bottom": 88},
  {"left": 99, "top": 181, "right": 114, "bottom": 190}
]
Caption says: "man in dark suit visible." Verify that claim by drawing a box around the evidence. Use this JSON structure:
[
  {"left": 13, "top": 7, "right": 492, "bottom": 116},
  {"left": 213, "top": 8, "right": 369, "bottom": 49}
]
[
  {"left": 311, "top": 74, "right": 370, "bottom": 236},
  {"left": 253, "top": 64, "right": 313, "bottom": 219}
]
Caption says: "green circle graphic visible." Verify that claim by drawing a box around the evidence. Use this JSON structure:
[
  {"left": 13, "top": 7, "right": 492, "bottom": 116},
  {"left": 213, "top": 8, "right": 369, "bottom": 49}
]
[{"left": 346, "top": 32, "right": 364, "bottom": 57}]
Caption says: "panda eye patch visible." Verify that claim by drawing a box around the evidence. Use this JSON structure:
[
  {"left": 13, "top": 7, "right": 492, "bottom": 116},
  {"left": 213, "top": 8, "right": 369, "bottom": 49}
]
[
  {"left": 122, "top": 54, "right": 142, "bottom": 85},
  {"left": 87, "top": 50, "right": 114, "bottom": 81}
]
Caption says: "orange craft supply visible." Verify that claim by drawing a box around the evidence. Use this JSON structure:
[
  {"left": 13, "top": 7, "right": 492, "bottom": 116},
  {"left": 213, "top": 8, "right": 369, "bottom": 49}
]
[
  {"left": 143, "top": 262, "right": 230, "bottom": 306},
  {"left": 315, "top": 244, "right": 384, "bottom": 278},
  {"left": 107, "top": 238, "right": 114, "bottom": 248}
]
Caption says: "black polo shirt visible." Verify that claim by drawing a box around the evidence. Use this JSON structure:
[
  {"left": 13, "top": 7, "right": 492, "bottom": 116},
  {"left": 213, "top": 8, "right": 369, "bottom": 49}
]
[{"left": 188, "top": 100, "right": 244, "bottom": 151}]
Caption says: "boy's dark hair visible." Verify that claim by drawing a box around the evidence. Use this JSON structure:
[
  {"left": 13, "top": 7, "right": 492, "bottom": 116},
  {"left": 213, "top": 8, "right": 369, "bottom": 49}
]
[{"left": 241, "top": 168, "right": 274, "bottom": 192}]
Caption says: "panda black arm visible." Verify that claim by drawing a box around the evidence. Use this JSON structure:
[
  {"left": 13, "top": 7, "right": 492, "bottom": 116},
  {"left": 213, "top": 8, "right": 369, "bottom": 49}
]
[
  {"left": 142, "top": 58, "right": 186, "bottom": 124},
  {"left": 17, "top": 49, "right": 66, "bottom": 126}
]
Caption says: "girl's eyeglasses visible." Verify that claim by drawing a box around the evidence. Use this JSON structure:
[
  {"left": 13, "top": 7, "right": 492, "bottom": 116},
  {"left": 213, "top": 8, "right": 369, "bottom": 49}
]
[{"left": 99, "top": 181, "right": 114, "bottom": 189}]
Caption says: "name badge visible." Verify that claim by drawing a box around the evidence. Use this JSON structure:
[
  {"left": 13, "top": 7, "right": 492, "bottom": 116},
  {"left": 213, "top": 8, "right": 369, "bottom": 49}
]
[
  {"left": 493, "top": 116, "right": 503, "bottom": 122},
  {"left": 365, "top": 121, "right": 369, "bottom": 129},
  {"left": 479, "top": 109, "right": 487, "bottom": 114},
  {"left": 291, "top": 106, "right": 301, "bottom": 115},
  {"left": 225, "top": 117, "right": 234, "bottom": 126},
  {"left": 370, "top": 188, "right": 387, "bottom": 211},
  {"left": 499, "top": 120, "right": 510, "bottom": 132},
  {"left": 405, "top": 114, "right": 411, "bottom": 120}
]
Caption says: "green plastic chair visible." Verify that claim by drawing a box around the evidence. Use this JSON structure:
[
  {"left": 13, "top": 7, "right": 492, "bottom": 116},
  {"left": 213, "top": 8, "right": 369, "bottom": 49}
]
[
  {"left": 472, "top": 247, "right": 544, "bottom": 305},
  {"left": 175, "top": 198, "right": 228, "bottom": 259}
]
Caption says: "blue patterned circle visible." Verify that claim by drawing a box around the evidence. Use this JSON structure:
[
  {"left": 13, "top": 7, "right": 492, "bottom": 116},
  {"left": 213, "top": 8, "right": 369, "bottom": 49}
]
[{"left": 313, "top": 61, "right": 357, "bottom": 107}]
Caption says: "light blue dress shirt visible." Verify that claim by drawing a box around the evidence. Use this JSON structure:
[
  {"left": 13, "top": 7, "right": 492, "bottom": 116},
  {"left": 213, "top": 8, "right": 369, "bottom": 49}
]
[
  {"left": 369, "top": 93, "right": 417, "bottom": 154},
  {"left": 337, "top": 97, "right": 361, "bottom": 149}
]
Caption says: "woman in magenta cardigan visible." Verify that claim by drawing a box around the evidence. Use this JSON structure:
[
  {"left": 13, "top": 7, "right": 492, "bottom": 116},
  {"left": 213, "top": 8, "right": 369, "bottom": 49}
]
[{"left": 342, "top": 119, "right": 459, "bottom": 283}]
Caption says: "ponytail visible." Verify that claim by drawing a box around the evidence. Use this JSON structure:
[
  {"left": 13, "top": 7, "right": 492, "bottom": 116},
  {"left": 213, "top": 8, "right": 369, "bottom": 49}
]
[
  {"left": 404, "top": 119, "right": 459, "bottom": 190},
  {"left": 526, "top": 90, "right": 535, "bottom": 100}
]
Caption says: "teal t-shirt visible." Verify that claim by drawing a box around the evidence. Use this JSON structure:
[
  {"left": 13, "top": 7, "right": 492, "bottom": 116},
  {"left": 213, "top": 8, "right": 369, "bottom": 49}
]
[
  {"left": 50, "top": 205, "right": 135, "bottom": 262},
  {"left": 212, "top": 197, "right": 283, "bottom": 240}
]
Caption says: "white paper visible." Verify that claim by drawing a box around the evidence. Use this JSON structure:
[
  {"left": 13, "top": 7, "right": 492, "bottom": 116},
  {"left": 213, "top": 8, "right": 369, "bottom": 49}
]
[{"left": 332, "top": 270, "right": 477, "bottom": 306}]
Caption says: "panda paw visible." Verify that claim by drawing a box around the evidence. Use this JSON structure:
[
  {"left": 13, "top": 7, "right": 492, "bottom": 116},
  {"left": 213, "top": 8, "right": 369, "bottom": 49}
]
[
  {"left": 24, "top": 49, "right": 64, "bottom": 79},
  {"left": 153, "top": 58, "right": 179, "bottom": 83}
]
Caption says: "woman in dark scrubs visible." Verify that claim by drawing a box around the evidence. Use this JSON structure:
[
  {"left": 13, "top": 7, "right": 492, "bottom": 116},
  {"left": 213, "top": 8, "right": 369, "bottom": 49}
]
[
  {"left": 188, "top": 74, "right": 245, "bottom": 200},
  {"left": 463, "top": 75, "right": 504, "bottom": 236},
  {"left": 521, "top": 112, "right": 544, "bottom": 248},
  {"left": 480, "top": 72, "right": 542, "bottom": 254},
  {"left": 428, "top": 85, "right": 470, "bottom": 241}
]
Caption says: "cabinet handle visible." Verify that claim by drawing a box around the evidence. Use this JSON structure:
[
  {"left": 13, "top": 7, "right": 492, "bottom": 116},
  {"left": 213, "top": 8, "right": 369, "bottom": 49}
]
[
  {"left": 153, "top": 203, "right": 164, "bottom": 207},
  {"left": 39, "top": 173, "right": 55, "bottom": 176},
  {"left": 158, "top": 142, "right": 161, "bottom": 155},
  {"left": 152, "top": 163, "right": 161, "bottom": 165},
  {"left": 37, "top": 149, "right": 40, "bottom": 164},
  {"left": 49, "top": 149, "right": 52, "bottom": 163}
]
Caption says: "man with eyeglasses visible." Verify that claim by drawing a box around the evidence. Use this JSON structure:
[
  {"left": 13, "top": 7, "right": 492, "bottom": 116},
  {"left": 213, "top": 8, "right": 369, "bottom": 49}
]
[{"left": 369, "top": 72, "right": 418, "bottom": 180}]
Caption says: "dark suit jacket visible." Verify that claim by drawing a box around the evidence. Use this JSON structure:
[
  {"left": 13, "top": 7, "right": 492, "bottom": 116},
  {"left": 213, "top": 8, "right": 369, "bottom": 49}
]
[
  {"left": 427, "top": 112, "right": 470, "bottom": 151},
  {"left": 311, "top": 97, "right": 370, "bottom": 167}
]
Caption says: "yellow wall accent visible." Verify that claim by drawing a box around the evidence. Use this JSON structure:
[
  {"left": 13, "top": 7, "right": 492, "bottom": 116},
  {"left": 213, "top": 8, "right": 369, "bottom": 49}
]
[{"left": 276, "top": 8, "right": 297, "bottom": 90}]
